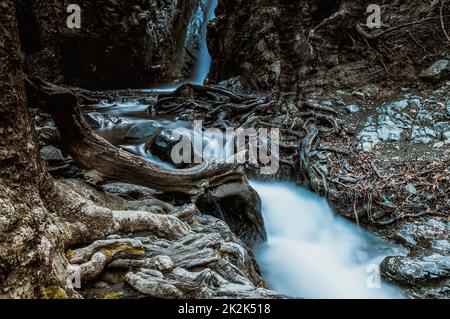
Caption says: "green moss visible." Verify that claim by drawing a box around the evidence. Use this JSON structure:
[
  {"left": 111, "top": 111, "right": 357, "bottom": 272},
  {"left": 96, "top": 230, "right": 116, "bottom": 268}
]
[
  {"left": 65, "top": 249, "right": 74, "bottom": 260},
  {"left": 40, "top": 286, "right": 68, "bottom": 299},
  {"left": 257, "top": 280, "right": 266, "bottom": 289},
  {"left": 100, "top": 243, "right": 144, "bottom": 257},
  {"left": 103, "top": 291, "right": 123, "bottom": 299}
]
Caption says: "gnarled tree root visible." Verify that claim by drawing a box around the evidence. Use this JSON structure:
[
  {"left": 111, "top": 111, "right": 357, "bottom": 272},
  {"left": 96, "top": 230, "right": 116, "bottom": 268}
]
[{"left": 57, "top": 180, "right": 285, "bottom": 299}]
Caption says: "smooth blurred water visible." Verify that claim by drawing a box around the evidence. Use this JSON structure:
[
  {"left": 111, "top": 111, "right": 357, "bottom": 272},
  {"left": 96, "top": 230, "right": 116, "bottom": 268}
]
[{"left": 251, "top": 181, "right": 406, "bottom": 299}]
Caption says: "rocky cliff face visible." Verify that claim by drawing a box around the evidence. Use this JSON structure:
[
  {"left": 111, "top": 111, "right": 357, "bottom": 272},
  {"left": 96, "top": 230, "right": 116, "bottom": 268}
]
[
  {"left": 207, "top": 0, "right": 281, "bottom": 91},
  {"left": 15, "top": 0, "right": 202, "bottom": 89},
  {"left": 207, "top": 0, "right": 450, "bottom": 94}
]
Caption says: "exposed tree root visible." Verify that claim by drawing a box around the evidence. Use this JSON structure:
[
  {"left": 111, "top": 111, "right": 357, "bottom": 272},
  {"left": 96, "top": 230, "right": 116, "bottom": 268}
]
[
  {"left": 55, "top": 180, "right": 284, "bottom": 299},
  {"left": 296, "top": 124, "right": 321, "bottom": 193}
]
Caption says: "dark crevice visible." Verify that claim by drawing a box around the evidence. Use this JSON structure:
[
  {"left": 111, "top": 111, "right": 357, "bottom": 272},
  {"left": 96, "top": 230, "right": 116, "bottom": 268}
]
[{"left": 15, "top": 0, "right": 41, "bottom": 54}]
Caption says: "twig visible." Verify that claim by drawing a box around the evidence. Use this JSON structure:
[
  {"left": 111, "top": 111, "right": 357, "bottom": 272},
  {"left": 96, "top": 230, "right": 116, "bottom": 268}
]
[{"left": 440, "top": 0, "right": 450, "bottom": 42}]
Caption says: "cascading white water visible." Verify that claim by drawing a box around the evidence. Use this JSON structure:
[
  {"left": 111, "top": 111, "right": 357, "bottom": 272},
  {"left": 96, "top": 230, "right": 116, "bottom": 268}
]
[
  {"left": 191, "top": 0, "right": 218, "bottom": 85},
  {"left": 251, "top": 181, "right": 406, "bottom": 299}
]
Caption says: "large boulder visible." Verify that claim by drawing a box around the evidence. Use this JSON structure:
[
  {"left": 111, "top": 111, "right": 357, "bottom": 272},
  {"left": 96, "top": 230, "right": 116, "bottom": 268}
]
[
  {"left": 381, "top": 217, "right": 450, "bottom": 298},
  {"left": 125, "top": 121, "right": 162, "bottom": 142}
]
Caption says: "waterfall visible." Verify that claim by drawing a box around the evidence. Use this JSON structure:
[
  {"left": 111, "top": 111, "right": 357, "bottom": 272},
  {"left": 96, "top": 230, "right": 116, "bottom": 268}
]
[
  {"left": 190, "top": 0, "right": 218, "bottom": 84},
  {"left": 145, "top": 0, "right": 218, "bottom": 93}
]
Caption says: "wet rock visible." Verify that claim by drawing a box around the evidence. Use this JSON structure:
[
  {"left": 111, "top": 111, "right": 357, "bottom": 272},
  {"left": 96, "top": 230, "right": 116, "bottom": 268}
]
[
  {"left": 392, "top": 218, "right": 448, "bottom": 249},
  {"left": 411, "top": 126, "right": 436, "bottom": 144},
  {"left": 85, "top": 112, "right": 128, "bottom": 129},
  {"left": 381, "top": 253, "right": 450, "bottom": 284},
  {"left": 125, "top": 121, "right": 161, "bottom": 142},
  {"left": 146, "top": 129, "right": 185, "bottom": 166},
  {"left": 346, "top": 104, "right": 360, "bottom": 113},
  {"left": 40, "top": 145, "right": 65, "bottom": 162},
  {"left": 419, "top": 59, "right": 450, "bottom": 81}
]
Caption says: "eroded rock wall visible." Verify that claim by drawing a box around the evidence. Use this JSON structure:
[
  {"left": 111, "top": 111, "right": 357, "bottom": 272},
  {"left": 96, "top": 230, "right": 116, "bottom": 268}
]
[
  {"left": 15, "top": 0, "right": 201, "bottom": 89},
  {"left": 207, "top": 0, "right": 282, "bottom": 91}
]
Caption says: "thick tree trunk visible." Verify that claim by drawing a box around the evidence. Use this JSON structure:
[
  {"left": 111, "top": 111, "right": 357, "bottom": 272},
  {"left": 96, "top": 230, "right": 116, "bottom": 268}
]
[{"left": 0, "top": 0, "right": 68, "bottom": 298}]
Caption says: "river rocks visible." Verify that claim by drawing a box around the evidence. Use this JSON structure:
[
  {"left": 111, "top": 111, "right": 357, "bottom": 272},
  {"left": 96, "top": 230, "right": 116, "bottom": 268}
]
[
  {"left": 146, "top": 129, "right": 184, "bottom": 165},
  {"left": 420, "top": 59, "right": 450, "bottom": 81},
  {"left": 85, "top": 112, "right": 128, "bottom": 129},
  {"left": 125, "top": 121, "right": 162, "bottom": 142},
  {"left": 381, "top": 253, "right": 450, "bottom": 284},
  {"left": 40, "top": 145, "right": 65, "bottom": 162},
  {"left": 381, "top": 217, "right": 450, "bottom": 298},
  {"left": 357, "top": 87, "right": 450, "bottom": 151}
]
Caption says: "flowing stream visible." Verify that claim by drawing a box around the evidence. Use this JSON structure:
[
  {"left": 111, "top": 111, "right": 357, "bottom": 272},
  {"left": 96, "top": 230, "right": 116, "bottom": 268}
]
[
  {"left": 251, "top": 181, "right": 406, "bottom": 299},
  {"left": 88, "top": 0, "right": 407, "bottom": 298}
]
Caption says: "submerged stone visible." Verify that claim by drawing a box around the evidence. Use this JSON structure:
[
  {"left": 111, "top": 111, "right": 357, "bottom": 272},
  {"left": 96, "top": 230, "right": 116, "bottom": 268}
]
[{"left": 125, "top": 121, "right": 161, "bottom": 142}]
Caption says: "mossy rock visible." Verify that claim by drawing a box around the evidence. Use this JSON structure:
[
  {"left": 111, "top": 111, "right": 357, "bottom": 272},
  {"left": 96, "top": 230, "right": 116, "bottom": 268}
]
[{"left": 40, "top": 286, "right": 68, "bottom": 299}]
